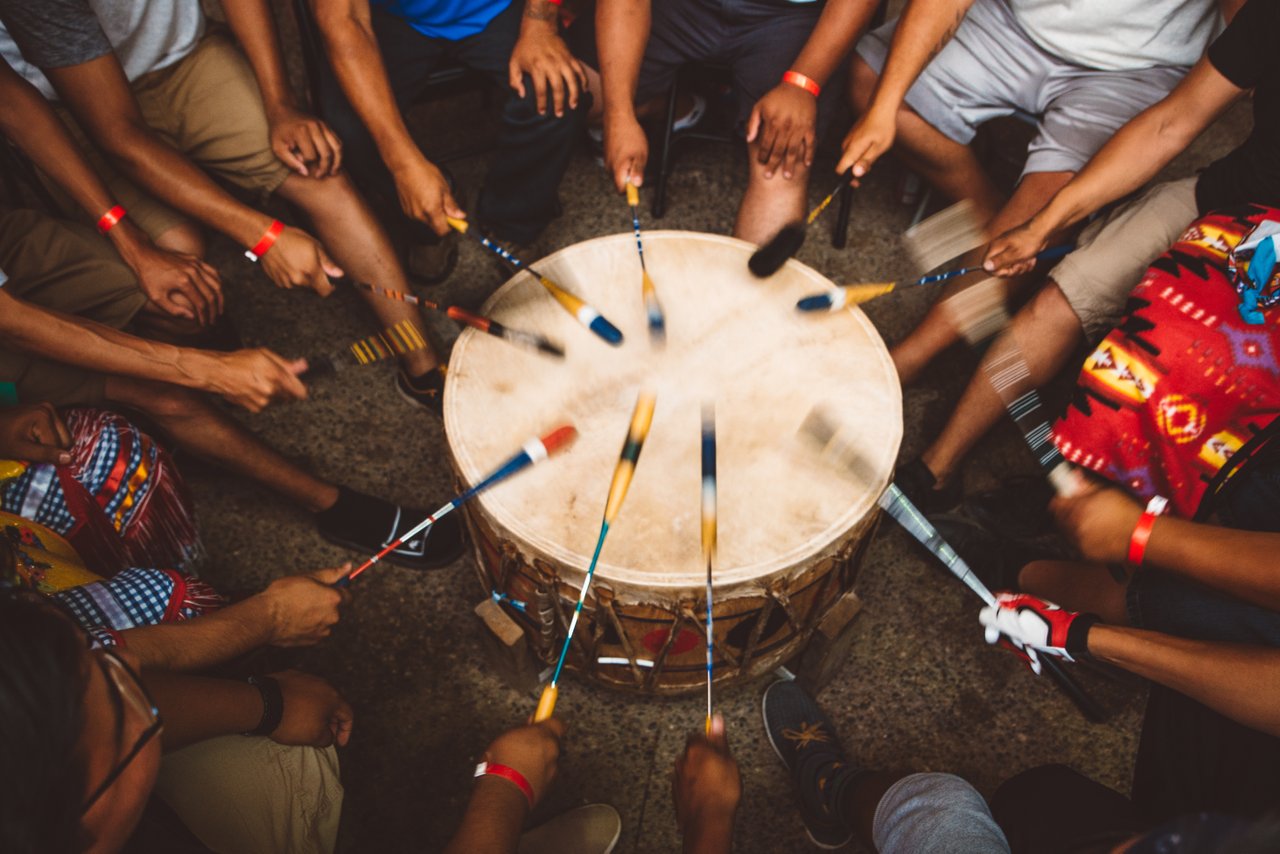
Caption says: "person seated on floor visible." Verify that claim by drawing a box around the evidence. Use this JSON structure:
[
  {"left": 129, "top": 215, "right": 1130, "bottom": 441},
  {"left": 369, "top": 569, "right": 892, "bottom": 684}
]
[
  {"left": 896, "top": 0, "right": 1280, "bottom": 512},
  {"left": 0, "top": 251, "right": 466, "bottom": 571},
  {"left": 311, "top": 0, "right": 591, "bottom": 251},
  {"left": 762, "top": 678, "right": 1280, "bottom": 853},
  {"left": 0, "top": 3, "right": 448, "bottom": 408},
  {"left": 593, "top": 0, "right": 877, "bottom": 245},
  {"left": 0, "top": 589, "right": 351, "bottom": 854},
  {"left": 835, "top": 0, "right": 1237, "bottom": 392}
]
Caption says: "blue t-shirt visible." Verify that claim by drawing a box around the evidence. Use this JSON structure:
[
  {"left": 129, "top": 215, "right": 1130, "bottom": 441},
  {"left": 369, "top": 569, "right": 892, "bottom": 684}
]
[{"left": 372, "top": 0, "right": 512, "bottom": 41}]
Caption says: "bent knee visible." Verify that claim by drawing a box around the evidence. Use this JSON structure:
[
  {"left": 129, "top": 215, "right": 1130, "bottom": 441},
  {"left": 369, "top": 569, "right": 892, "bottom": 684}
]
[
  {"left": 154, "top": 222, "right": 207, "bottom": 259},
  {"left": 849, "top": 56, "right": 880, "bottom": 114}
]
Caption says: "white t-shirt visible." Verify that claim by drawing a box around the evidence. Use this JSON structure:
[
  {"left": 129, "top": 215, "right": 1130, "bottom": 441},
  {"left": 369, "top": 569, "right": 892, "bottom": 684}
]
[
  {"left": 1010, "top": 0, "right": 1221, "bottom": 71},
  {"left": 0, "top": 0, "right": 205, "bottom": 100}
]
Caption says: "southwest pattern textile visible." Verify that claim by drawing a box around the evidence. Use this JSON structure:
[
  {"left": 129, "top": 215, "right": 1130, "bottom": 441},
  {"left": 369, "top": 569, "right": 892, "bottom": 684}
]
[{"left": 1052, "top": 205, "right": 1280, "bottom": 518}]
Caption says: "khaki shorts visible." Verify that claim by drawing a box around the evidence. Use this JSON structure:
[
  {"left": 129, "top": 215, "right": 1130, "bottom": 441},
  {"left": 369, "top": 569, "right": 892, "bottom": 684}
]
[
  {"left": 1053, "top": 176, "right": 1200, "bottom": 342},
  {"left": 0, "top": 208, "right": 146, "bottom": 404},
  {"left": 44, "top": 31, "right": 292, "bottom": 241},
  {"left": 155, "top": 735, "right": 343, "bottom": 854}
]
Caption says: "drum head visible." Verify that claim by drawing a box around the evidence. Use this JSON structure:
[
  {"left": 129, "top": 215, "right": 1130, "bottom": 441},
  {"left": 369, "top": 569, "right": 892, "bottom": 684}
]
[{"left": 445, "top": 232, "right": 901, "bottom": 592}]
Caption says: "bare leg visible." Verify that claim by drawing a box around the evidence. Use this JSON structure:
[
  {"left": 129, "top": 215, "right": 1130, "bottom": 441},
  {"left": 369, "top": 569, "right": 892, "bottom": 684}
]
[
  {"left": 890, "top": 171, "right": 1075, "bottom": 385},
  {"left": 919, "top": 281, "right": 1083, "bottom": 486},
  {"left": 102, "top": 375, "right": 339, "bottom": 513},
  {"left": 1018, "top": 559, "right": 1130, "bottom": 625},
  {"left": 842, "top": 771, "right": 899, "bottom": 852},
  {"left": 277, "top": 173, "right": 440, "bottom": 376},
  {"left": 734, "top": 141, "right": 810, "bottom": 244}
]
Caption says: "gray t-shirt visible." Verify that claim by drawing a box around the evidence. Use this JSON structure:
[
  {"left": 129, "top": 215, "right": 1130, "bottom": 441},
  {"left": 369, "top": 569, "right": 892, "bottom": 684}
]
[{"left": 0, "top": 0, "right": 204, "bottom": 100}]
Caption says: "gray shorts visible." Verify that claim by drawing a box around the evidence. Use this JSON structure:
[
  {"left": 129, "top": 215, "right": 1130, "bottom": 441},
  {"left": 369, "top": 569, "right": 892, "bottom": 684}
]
[
  {"left": 873, "top": 772, "right": 1011, "bottom": 853},
  {"left": 1053, "top": 176, "right": 1199, "bottom": 341},
  {"left": 856, "top": 0, "right": 1187, "bottom": 174}
]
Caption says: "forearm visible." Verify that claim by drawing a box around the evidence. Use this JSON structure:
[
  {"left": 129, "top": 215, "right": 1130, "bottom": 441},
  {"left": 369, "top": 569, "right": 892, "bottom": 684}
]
[
  {"left": 1089, "top": 625, "right": 1280, "bottom": 737},
  {"left": 443, "top": 778, "right": 529, "bottom": 853},
  {"left": 869, "top": 0, "right": 974, "bottom": 110},
  {"left": 682, "top": 811, "right": 736, "bottom": 854},
  {"left": 119, "top": 595, "right": 275, "bottom": 671},
  {"left": 221, "top": 0, "right": 298, "bottom": 112},
  {"left": 787, "top": 0, "right": 880, "bottom": 87},
  {"left": 1143, "top": 517, "right": 1280, "bottom": 611},
  {"left": 143, "top": 670, "right": 262, "bottom": 749},
  {"left": 596, "top": 0, "right": 649, "bottom": 121}
]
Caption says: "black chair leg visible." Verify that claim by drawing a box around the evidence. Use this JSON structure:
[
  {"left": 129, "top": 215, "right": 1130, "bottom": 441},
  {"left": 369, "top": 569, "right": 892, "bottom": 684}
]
[
  {"left": 832, "top": 182, "right": 852, "bottom": 249},
  {"left": 651, "top": 74, "right": 682, "bottom": 220}
]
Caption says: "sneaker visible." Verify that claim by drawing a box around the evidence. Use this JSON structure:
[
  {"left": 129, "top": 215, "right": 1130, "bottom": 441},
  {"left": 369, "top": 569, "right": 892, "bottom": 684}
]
[
  {"left": 406, "top": 237, "right": 459, "bottom": 285},
  {"left": 963, "top": 475, "right": 1055, "bottom": 539},
  {"left": 396, "top": 366, "right": 446, "bottom": 417},
  {"left": 316, "top": 487, "right": 467, "bottom": 571},
  {"left": 762, "top": 680, "right": 855, "bottom": 849},
  {"left": 518, "top": 804, "right": 621, "bottom": 854},
  {"left": 895, "top": 456, "right": 963, "bottom": 515}
]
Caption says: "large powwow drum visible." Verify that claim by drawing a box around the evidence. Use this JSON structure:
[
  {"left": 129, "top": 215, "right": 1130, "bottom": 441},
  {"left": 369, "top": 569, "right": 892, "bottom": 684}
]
[{"left": 445, "top": 232, "right": 901, "bottom": 694}]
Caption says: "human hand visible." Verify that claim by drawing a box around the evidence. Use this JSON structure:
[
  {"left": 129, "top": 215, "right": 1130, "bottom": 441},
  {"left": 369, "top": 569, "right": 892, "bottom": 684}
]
[
  {"left": 983, "top": 219, "right": 1052, "bottom": 278},
  {"left": 482, "top": 718, "right": 567, "bottom": 807},
  {"left": 508, "top": 18, "right": 586, "bottom": 118},
  {"left": 391, "top": 155, "right": 466, "bottom": 236},
  {"left": 604, "top": 113, "right": 649, "bottom": 192},
  {"left": 1050, "top": 483, "right": 1143, "bottom": 565},
  {"left": 259, "top": 565, "right": 351, "bottom": 647},
  {"left": 269, "top": 670, "right": 355, "bottom": 747},
  {"left": 267, "top": 103, "right": 344, "bottom": 178},
  {"left": 746, "top": 84, "right": 817, "bottom": 180},
  {"left": 0, "top": 402, "right": 72, "bottom": 465},
  {"left": 129, "top": 242, "right": 224, "bottom": 326},
  {"left": 258, "top": 226, "right": 343, "bottom": 296},
  {"left": 672, "top": 715, "right": 741, "bottom": 836},
  {"left": 207, "top": 348, "right": 308, "bottom": 412},
  {"left": 836, "top": 106, "right": 896, "bottom": 185},
  {"left": 980, "top": 592, "right": 1096, "bottom": 673}
]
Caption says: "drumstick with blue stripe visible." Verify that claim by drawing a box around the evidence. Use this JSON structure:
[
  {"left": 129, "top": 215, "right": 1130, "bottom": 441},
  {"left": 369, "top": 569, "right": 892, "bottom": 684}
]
[
  {"left": 700, "top": 403, "right": 717, "bottom": 734},
  {"left": 340, "top": 425, "right": 578, "bottom": 585},
  {"left": 795, "top": 245, "right": 1074, "bottom": 312},
  {"left": 447, "top": 217, "right": 624, "bottom": 347},
  {"left": 534, "top": 390, "right": 657, "bottom": 722},
  {"left": 626, "top": 181, "right": 666, "bottom": 343}
]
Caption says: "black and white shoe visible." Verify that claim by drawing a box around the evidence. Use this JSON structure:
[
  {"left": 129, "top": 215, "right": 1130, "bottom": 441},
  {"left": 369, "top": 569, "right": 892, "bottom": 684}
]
[{"left": 316, "top": 487, "right": 467, "bottom": 571}]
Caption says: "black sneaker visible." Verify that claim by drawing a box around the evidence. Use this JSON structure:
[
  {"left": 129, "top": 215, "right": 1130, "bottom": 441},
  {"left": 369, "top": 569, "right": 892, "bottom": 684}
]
[
  {"left": 316, "top": 487, "right": 467, "bottom": 571},
  {"left": 895, "top": 456, "right": 963, "bottom": 515},
  {"left": 762, "top": 680, "right": 855, "bottom": 849},
  {"left": 396, "top": 367, "right": 446, "bottom": 416}
]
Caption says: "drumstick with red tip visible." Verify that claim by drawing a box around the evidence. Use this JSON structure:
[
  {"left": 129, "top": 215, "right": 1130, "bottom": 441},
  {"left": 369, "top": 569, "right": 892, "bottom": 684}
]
[
  {"left": 626, "top": 181, "right": 666, "bottom": 343},
  {"left": 700, "top": 403, "right": 717, "bottom": 734},
  {"left": 447, "top": 217, "right": 624, "bottom": 347},
  {"left": 534, "top": 390, "right": 657, "bottom": 722},
  {"left": 339, "top": 425, "right": 578, "bottom": 586}
]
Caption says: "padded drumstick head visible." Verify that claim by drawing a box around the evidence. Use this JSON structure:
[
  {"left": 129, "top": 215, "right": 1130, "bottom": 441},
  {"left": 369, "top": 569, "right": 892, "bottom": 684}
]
[
  {"left": 590, "top": 315, "right": 624, "bottom": 346},
  {"left": 540, "top": 425, "right": 578, "bottom": 455},
  {"left": 749, "top": 223, "right": 806, "bottom": 278}
]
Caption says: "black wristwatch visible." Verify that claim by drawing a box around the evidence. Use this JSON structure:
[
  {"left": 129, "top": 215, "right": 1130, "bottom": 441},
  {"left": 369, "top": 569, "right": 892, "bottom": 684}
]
[{"left": 243, "top": 675, "right": 284, "bottom": 737}]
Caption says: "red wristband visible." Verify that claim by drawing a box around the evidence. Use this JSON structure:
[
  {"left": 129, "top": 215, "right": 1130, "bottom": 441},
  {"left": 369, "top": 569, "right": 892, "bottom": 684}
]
[
  {"left": 1126, "top": 496, "right": 1168, "bottom": 567},
  {"left": 782, "top": 70, "right": 820, "bottom": 97},
  {"left": 245, "top": 219, "right": 284, "bottom": 262},
  {"left": 474, "top": 761, "right": 534, "bottom": 809},
  {"left": 96, "top": 205, "right": 126, "bottom": 235}
]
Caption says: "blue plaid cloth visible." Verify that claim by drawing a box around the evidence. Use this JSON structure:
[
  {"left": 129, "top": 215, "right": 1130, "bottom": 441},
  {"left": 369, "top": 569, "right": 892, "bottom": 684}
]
[{"left": 53, "top": 567, "right": 175, "bottom": 632}]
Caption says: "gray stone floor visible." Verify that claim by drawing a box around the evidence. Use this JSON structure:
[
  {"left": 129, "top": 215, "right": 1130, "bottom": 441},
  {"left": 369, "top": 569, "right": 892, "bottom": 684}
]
[{"left": 186, "top": 82, "right": 1251, "bottom": 852}]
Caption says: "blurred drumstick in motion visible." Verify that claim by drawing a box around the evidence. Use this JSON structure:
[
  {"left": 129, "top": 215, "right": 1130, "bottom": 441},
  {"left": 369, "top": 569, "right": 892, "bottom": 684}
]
[
  {"left": 749, "top": 170, "right": 852, "bottom": 278},
  {"left": 340, "top": 425, "right": 577, "bottom": 586},
  {"left": 300, "top": 320, "right": 427, "bottom": 381},
  {"left": 799, "top": 408, "right": 1105, "bottom": 721},
  {"left": 795, "top": 246, "right": 1073, "bottom": 312},
  {"left": 350, "top": 280, "right": 565, "bottom": 359},
  {"left": 447, "top": 217, "right": 624, "bottom": 347},
  {"left": 626, "top": 181, "right": 666, "bottom": 343},
  {"left": 900, "top": 199, "right": 986, "bottom": 274},
  {"left": 535, "top": 390, "right": 657, "bottom": 722},
  {"left": 700, "top": 403, "right": 717, "bottom": 734}
]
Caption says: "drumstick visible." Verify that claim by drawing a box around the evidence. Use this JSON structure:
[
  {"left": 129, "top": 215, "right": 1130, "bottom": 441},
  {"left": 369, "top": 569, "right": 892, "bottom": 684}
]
[
  {"left": 534, "top": 390, "right": 657, "bottom": 722},
  {"left": 626, "top": 181, "right": 666, "bottom": 343},
  {"left": 446, "top": 217, "right": 624, "bottom": 347},
  {"left": 339, "top": 425, "right": 578, "bottom": 585},
  {"left": 794, "top": 246, "right": 1074, "bottom": 312},
  {"left": 299, "top": 320, "right": 427, "bottom": 381},
  {"left": 700, "top": 403, "right": 717, "bottom": 734},
  {"left": 749, "top": 170, "right": 852, "bottom": 278},
  {"left": 349, "top": 280, "right": 565, "bottom": 359}
]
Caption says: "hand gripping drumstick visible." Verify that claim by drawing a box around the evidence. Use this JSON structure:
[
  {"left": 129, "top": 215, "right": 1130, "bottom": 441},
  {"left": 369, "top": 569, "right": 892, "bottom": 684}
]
[
  {"left": 446, "top": 217, "right": 624, "bottom": 347},
  {"left": 795, "top": 245, "right": 1074, "bottom": 312},
  {"left": 626, "top": 181, "right": 666, "bottom": 343},
  {"left": 339, "top": 425, "right": 578, "bottom": 586},
  {"left": 700, "top": 404, "right": 717, "bottom": 735},
  {"left": 534, "top": 390, "right": 658, "bottom": 722},
  {"left": 749, "top": 170, "right": 853, "bottom": 278}
]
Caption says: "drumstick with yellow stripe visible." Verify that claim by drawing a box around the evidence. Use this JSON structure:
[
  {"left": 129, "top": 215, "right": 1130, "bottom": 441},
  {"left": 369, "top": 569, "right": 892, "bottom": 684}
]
[
  {"left": 700, "top": 403, "right": 717, "bottom": 734},
  {"left": 447, "top": 217, "right": 624, "bottom": 347},
  {"left": 534, "top": 389, "right": 658, "bottom": 722},
  {"left": 299, "top": 320, "right": 427, "bottom": 381},
  {"left": 748, "top": 169, "right": 852, "bottom": 278},
  {"left": 626, "top": 181, "right": 666, "bottom": 343}
]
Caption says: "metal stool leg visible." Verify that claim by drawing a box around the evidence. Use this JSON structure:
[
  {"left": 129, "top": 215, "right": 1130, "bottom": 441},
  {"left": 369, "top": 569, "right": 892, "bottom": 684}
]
[
  {"left": 651, "top": 73, "right": 683, "bottom": 220},
  {"left": 832, "top": 181, "right": 852, "bottom": 249}
]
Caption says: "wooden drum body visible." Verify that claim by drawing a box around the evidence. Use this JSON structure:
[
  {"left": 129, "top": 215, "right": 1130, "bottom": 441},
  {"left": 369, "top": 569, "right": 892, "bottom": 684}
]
[{"left": 444, "top": 232, "right": 900, "bottom": 694}]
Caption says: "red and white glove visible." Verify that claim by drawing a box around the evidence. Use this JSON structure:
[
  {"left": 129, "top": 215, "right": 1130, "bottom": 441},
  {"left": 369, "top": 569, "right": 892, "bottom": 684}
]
[{"left": 978, "top": 592, "right": 1097, "bottom": 675}]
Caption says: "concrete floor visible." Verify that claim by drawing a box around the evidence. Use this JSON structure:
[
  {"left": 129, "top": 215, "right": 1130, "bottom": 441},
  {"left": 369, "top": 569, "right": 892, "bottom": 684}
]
[{"left": 183, "top": 70, "right": 1252, "bottom": 851}]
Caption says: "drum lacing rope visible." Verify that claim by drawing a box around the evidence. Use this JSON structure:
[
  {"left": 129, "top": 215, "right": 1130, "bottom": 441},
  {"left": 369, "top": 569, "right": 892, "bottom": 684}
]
[
  {"left": 597, "top": 589, "right": 646, "bottom": 687},
  {"left": 644, "top": 601, "right": 698, "bottom": 691}
]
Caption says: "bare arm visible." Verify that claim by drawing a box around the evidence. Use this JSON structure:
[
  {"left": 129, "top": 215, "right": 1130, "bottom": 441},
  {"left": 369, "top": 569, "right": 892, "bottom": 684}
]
[{"left": 596, "top": 0, "right": 650, "bottom": 189}]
